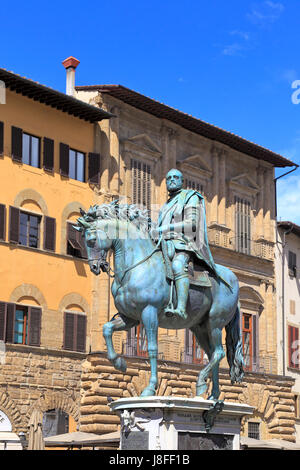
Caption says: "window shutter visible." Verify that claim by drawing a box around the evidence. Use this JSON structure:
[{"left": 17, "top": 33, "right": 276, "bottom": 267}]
[
  {"left": 252, "top": 315, "right": 259, "bottom": 372},
  {"left": 131, "top": 159, "right": 152, "bottom": 212},
  {"left": 9, "top": 206, "right": 20, "bottom": 243},
  {"left": 63, "top": 312, "right": 75, "bottom": 350},
  {"left": 59, "top": 143, "right": 69, "bottom": 177},
  {"left": 44, "top": 216, "right": 56, "bottom": 252},
  {"left": 67, "top": 222, "right": 82, "bottom": 250},
  {"left": 76, "top": 314, "right": 87, "bottom": 352},
  {"left": 43, "top": 137, "right": 54, "bottom": 172},
  {"left": 11, "top": 126, "right": 23, "bottom": 162},
  {"left": 77, "top": 232, "right": 88, "bottom": 259},
  {"left": 88, "top": 152, "right": 101, "bottom": 184},
  {"left": 0, "top": 204, "right": 6, "bottom": 241},
  {"left": 5, "top": 303, "right": 15, "bottom": 343},
  {"left": 0, "top": 302, "right": 6, "bottom": 342},
  {"left": 28, "top": 307, "right": 42, "bottom": 346},
  {"left": 0, "top": 121, "right": 4, "bottom": 156}
]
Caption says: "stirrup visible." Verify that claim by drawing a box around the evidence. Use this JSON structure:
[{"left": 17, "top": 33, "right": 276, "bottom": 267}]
[{"left": 164, "top": 306, "right": 187, "bottom": 320}]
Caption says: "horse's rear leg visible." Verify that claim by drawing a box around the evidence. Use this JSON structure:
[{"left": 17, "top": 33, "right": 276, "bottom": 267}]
[
  {"left": 195, "top": 327, "right": 225, "bottom": 400},
  {"left": 103, "top": 313, "right": 139, "bottom": 373},
  {"left": 140, "top": 305, "right": 158, "bottom": 397}
]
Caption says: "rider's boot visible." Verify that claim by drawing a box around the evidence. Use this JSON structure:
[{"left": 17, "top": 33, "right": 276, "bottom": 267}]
[{"left": 165, "top": 273, "right": 189, "bottom": 320}]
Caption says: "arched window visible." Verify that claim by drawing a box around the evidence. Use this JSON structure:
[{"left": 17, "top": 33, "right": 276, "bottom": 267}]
[{"left": 42, "top": 409, "right": 72, "bottom": 438}]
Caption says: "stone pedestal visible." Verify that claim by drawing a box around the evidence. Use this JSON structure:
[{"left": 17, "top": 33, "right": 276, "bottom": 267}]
[{"left": 109, "top": 396, "right": 254, "bottom": 450}]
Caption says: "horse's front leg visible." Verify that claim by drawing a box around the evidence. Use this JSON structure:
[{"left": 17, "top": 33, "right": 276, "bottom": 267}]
[
  {"left": 103, "top": 313, "right": 139, "bottom": 373},
  {"left": 140, "top": 305, "right": 158, "bottom": 397}
]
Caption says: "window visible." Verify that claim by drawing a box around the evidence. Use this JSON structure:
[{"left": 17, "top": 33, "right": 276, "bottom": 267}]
[
  {"left": 126, "top": 325, "right": 148, "bottom": 357},
  {"left": 0, "top": 302, "right": 41, "bottom": 346},
  {"left": 184, "top": 178, "right": 204, "bottom": 194},
  {"left": 242, "top": 313, "right": 259, "bottom": 372},
  {"left": 9, "top": 206, "right": 56, "bottom": 252},
  {"left": 294, "top": 395, "right": 300, "bottom": 420},
  {"left": 183, "top": 330, "right": 207, "bottom": 364},
  {"left": 22, "top": 133, "right": 40, "bottom": 168},
  {"left": 60, "top": 143, "right": 100, "bottom": 183},
  {"left": 248, "top": 422, "right": 260, "bottom": 440},
  {"left": 288, "top": 325, "right": 299, "bottom": 369},
  {"left": 66, "top": 222, "right": 87, "bottom": 259},
  {"left": 19, "top": 211, "right": 41, "bottom": 248},
  {"left": 11, "top": 127, "right": 40, "bottom": 168},
  {"left": 69, "top": 149, "right": 85, "bottom": 182},
  {"left": 42, "top": 409, "right": 69, "bottom": 438},
  {"left": 63, "top": 312, "right": 87, "bottom": 352},
  {"left": 235, "top": 196, "right": 251, "bottom": 255},
  {"left": 131, "top": 159, "right": 151, "bottom": 212},
  {"left": 288, "top": 251, "right": 297, "bottom": 277}
]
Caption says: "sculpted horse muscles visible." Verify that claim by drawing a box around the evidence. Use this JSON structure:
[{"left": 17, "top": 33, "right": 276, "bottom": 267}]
[{"left": 75, "top": 201, "right": 244, "bottom": 400}]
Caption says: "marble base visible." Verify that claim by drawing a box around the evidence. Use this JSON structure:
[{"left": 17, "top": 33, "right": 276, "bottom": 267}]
[{"left": 109, "top": 396, "right": 254, "bottom": 451}]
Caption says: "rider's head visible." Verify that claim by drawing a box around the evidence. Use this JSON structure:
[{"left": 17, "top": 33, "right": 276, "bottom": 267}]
[{"left": 166, "top": 169, "right": 184, "bottom": 193}]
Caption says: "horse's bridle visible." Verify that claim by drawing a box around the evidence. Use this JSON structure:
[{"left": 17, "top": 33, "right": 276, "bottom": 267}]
[{"left": 88, "top": 233, "right": 163, "bottom": 283}]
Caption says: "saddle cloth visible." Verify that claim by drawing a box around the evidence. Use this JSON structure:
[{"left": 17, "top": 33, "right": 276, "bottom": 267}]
[{"left": 161, "top": 239, "right": 212, "bottom": 288}]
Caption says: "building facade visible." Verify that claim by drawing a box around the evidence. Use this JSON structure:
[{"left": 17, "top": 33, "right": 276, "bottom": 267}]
[
  {"left": 0, "top": 62, "right": 297, "bottom": 445},
  {"left": 276, "top": 221, "right": 300, "bottom": 441},
  {"left": 75, "top": 83, "right": 297, "bottom": 442},
  {"left": 0, "top": 67, "right": 112, "bottom": 440}
]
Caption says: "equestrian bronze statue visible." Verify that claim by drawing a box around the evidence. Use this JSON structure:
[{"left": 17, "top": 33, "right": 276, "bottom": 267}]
[{"left": 75, "top": 169, "right": 244, "bottom": 399}]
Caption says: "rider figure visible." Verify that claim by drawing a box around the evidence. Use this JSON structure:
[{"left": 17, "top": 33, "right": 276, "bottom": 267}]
[{"left": 152, "top": 168, "right": 221, "bottom": 320}]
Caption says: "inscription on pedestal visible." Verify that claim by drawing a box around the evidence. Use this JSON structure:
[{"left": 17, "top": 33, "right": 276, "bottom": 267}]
[
  {"left": 121, "top": 431, "right": 149, "bottom": 450},
  {"left": 178, "top": 432, "right": 234, "bottom": 450}
]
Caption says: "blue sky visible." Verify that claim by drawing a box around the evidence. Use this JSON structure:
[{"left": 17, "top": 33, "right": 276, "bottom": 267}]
[{"left": 1, "top": 0, "right": 300, "bottom": 222}]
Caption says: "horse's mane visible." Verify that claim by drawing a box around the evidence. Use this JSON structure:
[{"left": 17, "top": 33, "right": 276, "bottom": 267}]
[{"left": 82, "top": 201, "right": 152, "bottom": 233}]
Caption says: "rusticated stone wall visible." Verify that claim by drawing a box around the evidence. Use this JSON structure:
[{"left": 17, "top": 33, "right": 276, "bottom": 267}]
[
  {"left": 80, "top": 352, "right": 296, "bottom": 442},
  {"left": 0, "top": 343, "right": 84, "bottom": 434}
]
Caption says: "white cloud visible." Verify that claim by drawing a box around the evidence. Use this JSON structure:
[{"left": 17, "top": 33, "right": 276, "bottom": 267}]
[
  {"left": 247, "top": 1, "right": 285, "bottom": 25},
  {"left": 222, "top": 43, "right": 245, "bottom": 57},
  {"left": 230, "top": 30, "right": 250, "bottom": 41}
]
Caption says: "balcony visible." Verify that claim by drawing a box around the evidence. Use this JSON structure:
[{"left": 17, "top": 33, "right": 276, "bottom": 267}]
[{"left": 208, "top": 226, "right": 274, "bottom": 261}]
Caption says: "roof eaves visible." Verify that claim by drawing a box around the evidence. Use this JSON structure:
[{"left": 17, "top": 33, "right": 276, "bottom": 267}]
[
  {"left": 76, "top": 84, "right": 295, "bottom": 168},
  {"left": 0, "top": 68, "right": 113, "bottom": 123}
]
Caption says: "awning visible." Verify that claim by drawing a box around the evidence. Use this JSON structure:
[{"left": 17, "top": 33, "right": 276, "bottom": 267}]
[
  {"left": 44, "top": 431, "right": 120, "bottom": 448},
  {"left": 240, "top": 436, "right": 300, "bottom": 450}
]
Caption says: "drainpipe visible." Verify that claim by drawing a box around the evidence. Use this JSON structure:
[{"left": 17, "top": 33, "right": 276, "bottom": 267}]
[
  {"left": 273, "top": 165, "right": 298, "bottom": 376},
  {"left": 281, "top": 223, "right": 294, "bottom": 375},
  {"left": 274, "top": 164, "right": 298, "bottom": 218}
]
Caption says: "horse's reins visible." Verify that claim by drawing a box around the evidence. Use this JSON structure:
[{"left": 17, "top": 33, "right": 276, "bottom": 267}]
[{"left": 88, "top": 233, "right": 163, "bottom": 285}]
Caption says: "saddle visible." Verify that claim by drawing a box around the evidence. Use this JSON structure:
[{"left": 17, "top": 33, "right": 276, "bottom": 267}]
[{"left": 161, "top": 239, "right": 212, "bottom": 289}]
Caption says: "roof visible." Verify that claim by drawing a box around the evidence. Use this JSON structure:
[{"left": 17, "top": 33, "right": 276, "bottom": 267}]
[
  {"left": 0, "top": 68, "right": 113, "bottom": 123},
  {"left": 277, "top": 221, "right": 300, "bottom": 238},
  {"left": 76, "top": 84, "right": 295, "bottom": 168}
]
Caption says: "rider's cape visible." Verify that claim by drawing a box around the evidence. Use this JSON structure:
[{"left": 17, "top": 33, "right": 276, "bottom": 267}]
[{"left": 158, "top": 189, "right": 231, "bottom": 288}]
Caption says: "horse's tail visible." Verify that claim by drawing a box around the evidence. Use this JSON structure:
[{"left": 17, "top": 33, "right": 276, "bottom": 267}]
[{"left": 225, "top": 302, "right": 244, "bottom": 384}]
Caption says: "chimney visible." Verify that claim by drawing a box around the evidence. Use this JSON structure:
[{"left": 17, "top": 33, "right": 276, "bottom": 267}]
[{"left": 62, "top": 56, "right": 80, "bottom": 96}]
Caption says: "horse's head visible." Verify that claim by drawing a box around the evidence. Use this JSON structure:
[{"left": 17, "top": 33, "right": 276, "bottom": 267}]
[{"left": 74, "top": 209, "right": 113, "bottom": 275}]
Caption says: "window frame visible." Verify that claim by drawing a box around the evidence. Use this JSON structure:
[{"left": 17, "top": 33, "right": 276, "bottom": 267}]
[
  {"left": 22, "top": 131, "right": 41, "bottom": 168},
  {"left": 69, "top": 148, "right": 85, "bottom": 182},
  {"left": 63, "top": 311, "right": 87, "bottom": 353},
  {"left": 288, "top": 324, "right": 300, "bottom": 370},
  {"left": 235, "top": 196, "right": 252, "bottom": 255},
  {"left": 248, "top": 421, "right": 260, "bottom": 440},
  {"left": 0, "top": 302, "right": 42, "bottom": 347},
  {"left": 18, "top": 210, "right": 41, "bottom": 249}
]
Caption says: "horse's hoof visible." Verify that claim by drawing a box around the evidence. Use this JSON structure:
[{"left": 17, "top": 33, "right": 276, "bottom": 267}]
[
  {"left": 140, "top": 386, "right": 156, "bottom": 397},
  {"left": 208, "top": 394, "right": 219, "bottom": 401},
  {"left": 113, "top": 357, "right": 127, "bottom": 373},
  {"left": 196, "top": 382, "right": 207, "bottom": 396}
]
